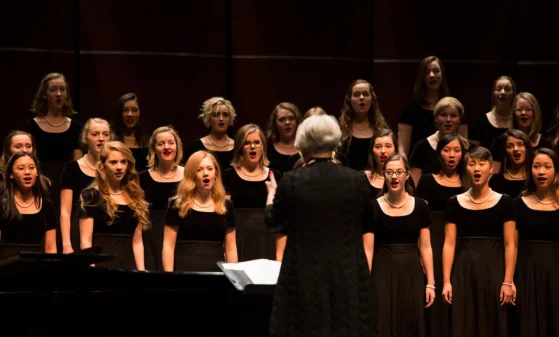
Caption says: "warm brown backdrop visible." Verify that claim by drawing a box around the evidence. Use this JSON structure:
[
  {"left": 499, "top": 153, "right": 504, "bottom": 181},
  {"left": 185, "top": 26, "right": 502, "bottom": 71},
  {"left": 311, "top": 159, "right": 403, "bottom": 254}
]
[{"left": 1, "top": 0, "right": 558, "bottom": 148}]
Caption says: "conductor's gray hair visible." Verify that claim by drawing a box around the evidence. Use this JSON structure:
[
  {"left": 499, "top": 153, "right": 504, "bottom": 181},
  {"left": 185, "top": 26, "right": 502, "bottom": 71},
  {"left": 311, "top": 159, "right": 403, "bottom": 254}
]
[{"left": 295, "top": 115, "right": 342, "bottom": 154}]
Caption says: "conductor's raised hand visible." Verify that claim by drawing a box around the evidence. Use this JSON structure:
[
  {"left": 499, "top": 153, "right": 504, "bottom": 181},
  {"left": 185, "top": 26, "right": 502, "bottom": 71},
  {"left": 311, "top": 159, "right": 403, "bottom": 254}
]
[{"left": 265, "top": 170, "right": 278, "bottom": 194}]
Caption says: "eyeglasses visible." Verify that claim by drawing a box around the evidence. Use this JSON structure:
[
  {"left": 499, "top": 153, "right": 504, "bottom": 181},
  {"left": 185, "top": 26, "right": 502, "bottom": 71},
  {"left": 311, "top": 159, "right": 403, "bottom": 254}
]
[
  {"left": 383, "top": 169, "right": 408, "bottom": 177},
  {"left": 514, "top": 108, "right": 534, "bottom": 113},
  {"left": 243, "top": 140, "right": 263, "bottom": 148}
]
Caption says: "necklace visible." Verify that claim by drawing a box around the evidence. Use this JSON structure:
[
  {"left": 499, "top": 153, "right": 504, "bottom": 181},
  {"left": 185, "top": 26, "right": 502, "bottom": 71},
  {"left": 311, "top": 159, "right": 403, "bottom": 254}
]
[
  {"left": 155, "top": 167, "right": 177, "bottom": 179},
  {"left": 468, "top": 188, "right": 492, "bottom": 204},
  {"left": 123, "top": 135, "right": 136, "bottom": 140},
  {"left": 493, "top": 110, "right": 511, "bottom": 121},
  {"left": 43, "top": 116, "right": 66, "bottom": 127},
  {"left": 352, "top": 122, "right": 370, "bottom": 130},
  {"left": 506, "top": 169, "right": 525, "bottom": 179},
  {"left": 276, "top": 141, "right": 295, "bottom": 149},
  {"left": 193, "top": 199, "right": 214, "bottom": 208},
  {"left": 384, "top": 193, "right": 409, "bottom": 209},
  {"left": 367, "top": 171, "right": 381, "bottom": 182},
  {"left": 208, "top": 134, "right": 229, "bottom": 148},
  {"left": 15, "top": 197, "right": 34, "bottom": 208},
  {"left": 82, "top": 155, "right": 96, "bottom": 171},
  {"left": 440, "top": 171, "right": 460, "bottom": 183},
  {"left": 109, "top": 189, "right": 123, "bottom": 195},
  {"left": 240, "top": 166, "right": 263, "bottom": 177},
  {"left": 533, "top": 194, "right": 556, "bottom": 205}
]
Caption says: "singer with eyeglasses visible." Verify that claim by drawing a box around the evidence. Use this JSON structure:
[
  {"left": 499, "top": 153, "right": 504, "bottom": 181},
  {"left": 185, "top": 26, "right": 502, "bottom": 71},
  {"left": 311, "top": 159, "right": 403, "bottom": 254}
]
[
  {"left": 372, "top": 154, "right": 435, "bottom": 337},
  {"left": 222, "top": 124, "right": 281, "bottom": 209},
  {"left": 442, "top": 147, "right": 516, "bottom": 337},
  {"left": 490, "top": 92, "right": 552, "bottom": 173},
  {"left": 222, "top": 124, "right": 281, "bottom": 261}
]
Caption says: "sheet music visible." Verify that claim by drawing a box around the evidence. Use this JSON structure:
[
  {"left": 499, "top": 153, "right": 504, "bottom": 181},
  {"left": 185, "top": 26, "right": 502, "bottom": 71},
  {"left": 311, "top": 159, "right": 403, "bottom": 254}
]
[{"left": 219, "top": 259, "right": 281, "bottom": 285}]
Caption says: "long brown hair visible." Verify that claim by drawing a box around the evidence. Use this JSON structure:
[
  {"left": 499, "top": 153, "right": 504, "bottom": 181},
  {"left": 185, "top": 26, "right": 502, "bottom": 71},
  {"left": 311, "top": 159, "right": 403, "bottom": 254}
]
[
  {"left": 412, "top": 56, "right": 450, "bottom": 107},
  {"left": 30, "top": 72, "right": 77, "bottom": 116},
  {"left": 1, "top": 152, "right": 50, "bottom": 220},
  {"left": 366, "top": 128, "right": 397, "bottom": 181},
  {"left": 496, "top": 129, "right": 533, "bottom": 174},
  {"left": 339, "top": 79, "right": 388, "bottom": 149},
  {"left": 80, "top": 141, "right": 150, "bottom": 229},
  {"left": 266, "top": 102, "right": 301, "bottom": 143},
  {"left": 169, "top": 151, "right": 227, "bottom": 217},
  {"left": 381, "top": 154, "right": 414, "bottom": 195},
  {"left": 115, "top": 93, "right": 148, "bottom": 147}
]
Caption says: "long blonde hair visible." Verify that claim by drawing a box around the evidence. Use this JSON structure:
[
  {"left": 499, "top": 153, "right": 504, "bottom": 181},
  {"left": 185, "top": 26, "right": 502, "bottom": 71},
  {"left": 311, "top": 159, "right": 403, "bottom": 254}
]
[
  {"left": 170, "top": 151, "right": 227, "bottom": 217},
  {"left": 81, "top": 141, "right": 150, "bottom": 229}
]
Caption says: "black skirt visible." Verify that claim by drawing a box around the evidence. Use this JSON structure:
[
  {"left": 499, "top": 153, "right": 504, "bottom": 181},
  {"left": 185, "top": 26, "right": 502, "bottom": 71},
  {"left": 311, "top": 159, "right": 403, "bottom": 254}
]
[
  {"left": 372, "top": 244, "right": 426, "bottom": 337},
  {"left": 174, "top": 241, "right": 224, "bottom": 272},
  {"left": 451, "top": 238, "right": 509, "bottom": 337},
  {"left": 515, "top": 241, "right": 559, "bottom": 337},
  {"left": 143, "top": 210, "right": 166, "bottom": 271},
  {"left": 93, "top": 234, "right": 136, "bottom": 270}
]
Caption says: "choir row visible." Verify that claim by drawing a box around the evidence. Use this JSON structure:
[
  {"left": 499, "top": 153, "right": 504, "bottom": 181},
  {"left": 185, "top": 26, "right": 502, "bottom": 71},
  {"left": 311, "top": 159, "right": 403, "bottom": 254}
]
[
  {"left": 1, "top": 57, "right": 558, "bottom": 337},
  {"left": 8, "top": 56, "right": 559, "bottom": 176}
]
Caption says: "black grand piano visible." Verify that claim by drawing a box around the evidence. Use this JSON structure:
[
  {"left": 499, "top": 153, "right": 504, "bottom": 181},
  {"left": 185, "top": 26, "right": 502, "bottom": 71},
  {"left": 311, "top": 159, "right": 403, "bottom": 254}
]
[{"left": 0, "top": 251, "right": 274, "bottom": 337}]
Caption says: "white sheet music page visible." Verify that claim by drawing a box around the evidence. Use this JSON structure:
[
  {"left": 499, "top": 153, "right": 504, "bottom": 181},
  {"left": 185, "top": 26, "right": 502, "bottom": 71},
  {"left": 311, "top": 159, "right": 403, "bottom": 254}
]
[{"left": 220, "top": 259, "right": 281, "bottom": 284}]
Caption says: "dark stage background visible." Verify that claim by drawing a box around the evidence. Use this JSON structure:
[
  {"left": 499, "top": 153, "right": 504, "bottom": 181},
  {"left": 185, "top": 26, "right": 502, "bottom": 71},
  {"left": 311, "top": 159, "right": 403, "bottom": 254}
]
[{"left": 1, "top": 0, "right": 558, "bottom": 144}]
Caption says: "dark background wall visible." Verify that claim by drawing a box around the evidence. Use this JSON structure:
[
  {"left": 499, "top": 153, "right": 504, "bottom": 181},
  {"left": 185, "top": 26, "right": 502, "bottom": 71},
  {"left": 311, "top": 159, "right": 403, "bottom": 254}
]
[{"left": 1, "top": 0, "right": 558, "bottom": 145}]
